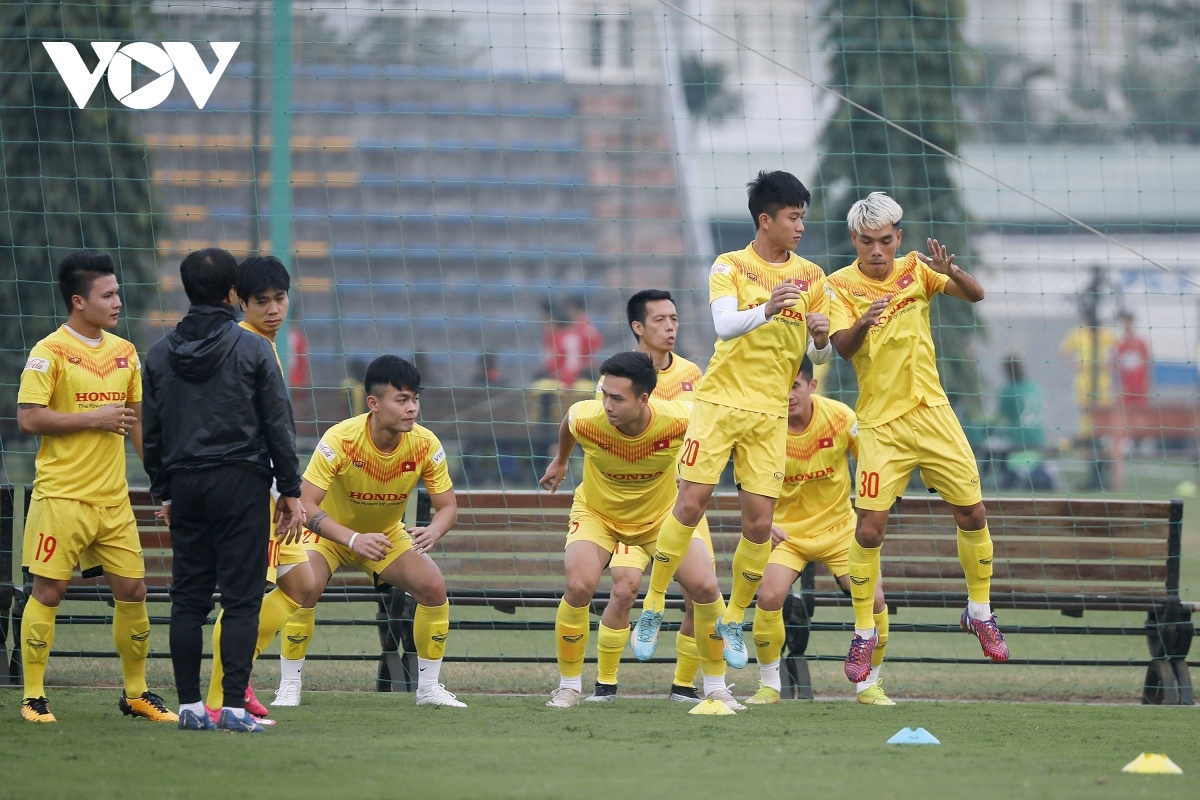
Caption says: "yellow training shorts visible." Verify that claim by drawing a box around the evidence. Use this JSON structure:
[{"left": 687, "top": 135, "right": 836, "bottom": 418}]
[
  {"left": 768, "top": 515, "right": 856, "bottom": 578},
  {"left": 855, "top": 403, "right": 982, "bottom": 512},
  {"left": 264, "top": 497, "right": 310, "bottom": 583},
  {"left": 306, "top": 521, "right": 413, "bottom": 581},
  {"left": 677, "top": 398, "right": 787, "bottom": 498},
  {"left": 609, "top": 514, "right": 714, "bottom": 571},
  {"left": 23, "top": 496, "right": 144, "bottom": 581},
  {"left": 565, "top": 501, "right": 675, "bottom": 564}
]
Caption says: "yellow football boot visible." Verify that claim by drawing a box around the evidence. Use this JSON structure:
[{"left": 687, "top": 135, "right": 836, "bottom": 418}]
[
  {"left": 856, "top": 678, "right": 896, "bottom": 706},
  {"left": 744, "top": 684, "right": 781, "bottom": 705},
  {"left": 21, "top": 697, "right": 56, "bottom": 723},
  {"left": 119, "top": 691, "right": 179, "bottom": 722}
]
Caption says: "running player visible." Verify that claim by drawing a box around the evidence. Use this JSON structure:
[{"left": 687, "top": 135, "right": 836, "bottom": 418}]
[
  {"left": 203, "top": 256, "right": 316, "bottom": 718},
  {"left": 632, "top": 171, "right": 834, "bottom": 670},
  {"left": 745, "top": 358, "right": 892, "bottom": 705},
  {"left": 590, "top": 290, "right": 711, "bottom": 703},
  {"left": 285, "top": 355, "right": 466, "bottom": 707},
  {"left": 540, "top": 352, "right": 741, "bottom": 710},
  {"left": 16, "top": 252, "right": 176, "bottom": 723},
  {"left": 826, "top": 192, "right": 1006, "bottom": 685}
]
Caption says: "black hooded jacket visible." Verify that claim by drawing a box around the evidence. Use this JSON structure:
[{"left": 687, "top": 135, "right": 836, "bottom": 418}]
[{"left": 142, "top": 302, "right": 302, "bottom": 502}]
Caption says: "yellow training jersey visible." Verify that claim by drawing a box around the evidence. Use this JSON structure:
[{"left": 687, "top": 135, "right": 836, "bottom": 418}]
[
  {"left": 238, "top": 320, "right": 281, "bottom": 370},
  {"left": 302, "top": 414, "right": 453, "bottom": 534},
  {"left": 826, "top": 251, "right": 951, "bottom": 429},
  {"left": 774, "top": 395, "right": 858, "bottom": 535},
  {"left": 698, "top": 243, "right": 831, "bottom": 417},
  {"left": 17, "top": 326, "right": 141, "bottom": 505},
  {"left": 595, "top": 352, "right": 703, "bottom": 403},
  {"left": 568, "top": 398, "right": 692, "bottom": 531}
]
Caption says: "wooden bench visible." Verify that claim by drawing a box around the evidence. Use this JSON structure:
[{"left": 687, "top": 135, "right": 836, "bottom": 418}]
[{"left": 2, "top": 487, "right": 1192, "bottom": 703}]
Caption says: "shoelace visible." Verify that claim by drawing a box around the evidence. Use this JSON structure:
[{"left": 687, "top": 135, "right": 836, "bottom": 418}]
[
  {"left": 26, "top": 697, "right": 51, "bottom": 714},
  {"left": 141, "top": 692, "right": 171, "bottom": 712},
  {"left": 635, "top": 614, "right": 659, "bottom": 643},
  {"left": 848, "top": 636, "right": 874, "bottom": 659},
  {"left": 724, "top": 625, "right": 745, "bottom": 652}
]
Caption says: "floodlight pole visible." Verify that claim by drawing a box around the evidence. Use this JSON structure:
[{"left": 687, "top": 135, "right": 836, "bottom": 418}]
[{"left": 270, "top": 0, "right": 293, "bottom": 369}]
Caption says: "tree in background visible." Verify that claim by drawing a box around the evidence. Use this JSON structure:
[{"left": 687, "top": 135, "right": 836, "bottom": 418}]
[
  {"left": 813, "top": 0, "right": 982, "bottom": 412},
  {"left": 0, "top": 1, "right": 157, "bottom": 429},
  {"left": 1123, "top": 0, "right": 1200, "bottom": 144}
]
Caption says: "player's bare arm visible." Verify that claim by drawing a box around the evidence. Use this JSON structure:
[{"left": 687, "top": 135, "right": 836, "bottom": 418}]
[
  {"left": 299, "top": 479, "right": 392, "bottom": 560},
  {"left": 408, "top": 489, "right": 457, "bottom": 554},
  {"left": 539, "top": 414, "right": 578, "bottom": 492},
  {"left": 831, "top": 295, "right": 892, "bottom": 359},
  {"left": 17, "top": 401, "right": 137, "bottom": 437},
  {"left": 918, "top": 238, "right": 984, "bottom": 302}
]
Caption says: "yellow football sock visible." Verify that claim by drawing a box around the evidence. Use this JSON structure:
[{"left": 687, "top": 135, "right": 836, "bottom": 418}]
[
  {"left": 872, "top": 609, "right": 889, "bottom": 668},
  {"left": 644, "top": 514, "right": 695, "bottom": 614},
  {"left": 957, "top": 525, "right": 994, "bottom": 603},
  {"left": 726, "top": 536, "right": 771, "bottom": 624},
  {"left": 555, "top": 600, "right": 590, "bottom": 679},
  {"left": 751, "top": 607, "right": 785, "bottom": 667},
  {"left": 673, "top": 633, "right": 699, "bottom": 687},
  {"left": 206, "top": 610, "right": 227, "bottom": 709},
  {"left": 281, "top": 606, "right": 316, "bottom": 660},
  {"left": 112, "top": 599, "right": 150, "bottom": 697},
  {"left": 596, "top": 623, "right": 627, "bottom": 685},
  {"left": 257, "top": 587, "right": 301, "bottom": 656},
  {"left": 692, "top": 597, "right": 727, "bottom": 677},
  {"left": 414, "top": 602, "right": 451, "bottom": 660},
  {"left": 21, "top": 597, "right": 57, "bottom": 699},
  {"left": 849, "top": 541, "right": 881, "bottom": 631}
]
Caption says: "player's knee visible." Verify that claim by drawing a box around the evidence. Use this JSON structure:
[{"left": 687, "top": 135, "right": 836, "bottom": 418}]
[
  {"left": 956, "top": 502, "right": 987, "bottom": 531},
  {"left": 856, "top": 522, "right": 886, "bottom": 549},
  {"left": 679, "top": 572, "right": 719, "bottom": 605},
  {"left": 411, "top": 572, "right": 448, "bottom": 607},
  {"left": 609, "top": 577, "right": 639, "bottom": 609},
  {"left": 564, "top": 573, "right": 599, "bottom": 606},
  {"left": 756, "top": 583, "right": 787, "bottom": 612},
  {"left": 31, "top": 579, "right": 67, "bottom": 607},
  {"left": 111, "top": 580, "right": 147, "bottom": 603}
]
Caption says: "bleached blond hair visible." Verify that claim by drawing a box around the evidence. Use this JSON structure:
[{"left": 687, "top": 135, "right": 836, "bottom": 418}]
[{"left": 847, "top": 192, "right": 903, "bottom": 234}]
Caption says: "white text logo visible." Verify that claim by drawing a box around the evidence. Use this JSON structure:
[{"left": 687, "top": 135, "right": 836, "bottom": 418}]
[{"left": 42, "top": 42, "right": 240, "bottom": 110}]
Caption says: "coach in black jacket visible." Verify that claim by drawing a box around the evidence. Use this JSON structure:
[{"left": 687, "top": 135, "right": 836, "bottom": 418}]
[{"left": 143, "top": 247, "right": 304, "bottom": 730}]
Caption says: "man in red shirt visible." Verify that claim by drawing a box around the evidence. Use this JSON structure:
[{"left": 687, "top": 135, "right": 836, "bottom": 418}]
[{"left": 1116, "top": 311, "right": 1151, "bottom": 406}]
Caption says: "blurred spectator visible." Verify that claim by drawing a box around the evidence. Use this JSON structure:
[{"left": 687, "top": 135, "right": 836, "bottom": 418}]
[
  {"left": 995, "top": 357, "right": 1045, "bottom": 451},
  {"left": 475, "top": 352, "right": 501, "bottom": 387},
  {"left": 1059, "top": 313, "right": 1117, "bottom": 432},
  {"left": 1115, "top": 311, "right": 1152, "bottom": 406},
  {"left": 287, "top": 326, "right": 310, "bottom": 388},
  {"left": 540, "top": 296, "right": 603, "bottom": 389}
]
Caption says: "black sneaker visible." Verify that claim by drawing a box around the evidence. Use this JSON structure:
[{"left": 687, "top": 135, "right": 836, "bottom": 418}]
[
  {"left": 585, "top": 682, "right": 618, "bottom": 703},
  {"left": 668, "top": 683, "right": 702, "bottom": 704}
]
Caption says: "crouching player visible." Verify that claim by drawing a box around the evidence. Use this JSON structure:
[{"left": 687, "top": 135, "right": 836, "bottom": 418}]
[
  {"left": 540, "top": 352, "right": 740, "bottom": 710},
  {"left": 285, "top": 355, "right": 466, "bottom": 707},
  {"left": 746, "top": 358, "right": 892, "bottom": 705}
]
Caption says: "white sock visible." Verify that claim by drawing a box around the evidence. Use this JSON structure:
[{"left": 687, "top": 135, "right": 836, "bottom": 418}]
[
  {"left": 222, "top": 705, "right": 248, "bottom": 719},
  {"left": 854, "top": 626, "right": 876, "bottom": 640},
  {"left": 968, "top": 601, "right": 992, "bottom": 621},
  {"left": 417, "top": 657, "right": 442, "bottom": 693},
  {"left": 856, "top": 665, "right": 882, "bottom": 693},
  {"left": 179, "top": 701, "right": 204, "bottom": 716},
  {"left": 759, "top": 658, "right": 782, "bottom": 692},
  {"left": 559, "top": 675, "right": 582, "bottom": 693},
  {"left": 702, "top": 673, "right": 727, "bottom": 696},
  {"left": 280, "top": 656, "right": 304, "bottom": 683}
]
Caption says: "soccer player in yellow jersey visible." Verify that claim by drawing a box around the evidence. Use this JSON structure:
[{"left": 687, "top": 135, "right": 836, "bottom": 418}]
[
  {"left": 541, "top": 352, "right": 740, "bottom": 709},
  {"left": 590, "top": 290, "right": 712, "bottom": 702},
  {"left": 745, "top": 358, "right": 893, "bottom": 706},
  {"left": 15, "top": 252, "right": 176, "bottom": 724},
  {"left": 826, "top": 192, "right": 1008, "bottom": 684},
  {"left": 632, "top": 171, "right": 833, "bottom": 670},
  {"left": 201, "top": 256, "right": 317, "bottom": 718},
  {"left": 287, "top": 355, "right": 466, "bottom": 706}
]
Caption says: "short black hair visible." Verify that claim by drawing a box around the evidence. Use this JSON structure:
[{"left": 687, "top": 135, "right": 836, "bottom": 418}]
[
  {"left": 57, "top": 251, "right": 116, "bottom": 309},
  {"left": 747, "top": 170, "right": 811, "bottom": 228},
  {"left": 798, "top": 355, "right": 815, "bottom": 381},
  {"left": 599, "top": 351, "right": 657, "bottom": 398},
  {"left": 626, "top": 289, "right": 674, "bottom": 341},
  {"left": 365, "top": 354, "right": 422, "bottom": 397},
  {"left": 237, "top": 255, "right": 291, "bottom": 302},
  {"left": 180, "top": 248, "right": 239, "bottom": 305}
]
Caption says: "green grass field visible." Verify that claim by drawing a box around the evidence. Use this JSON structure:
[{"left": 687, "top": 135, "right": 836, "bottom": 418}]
[{"left": 0, "top": 690, "right": 1195, "bottom": 800}]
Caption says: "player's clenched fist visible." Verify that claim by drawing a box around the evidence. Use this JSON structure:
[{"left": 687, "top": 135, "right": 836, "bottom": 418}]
[
  {"left": 351, "top": 532, "right": 393, "bottom": 562},
  {"left": 863, "top": 294, "right": 893, "bottom": 327},
  {"left": 805, "top": 311, "right": 830, "bottom": 341},
  {"left": 91, "top": 403, "right": 137, "bottom": 435},
  {"left": 763, "top": 280, "right": 803, "bottom": 318}
]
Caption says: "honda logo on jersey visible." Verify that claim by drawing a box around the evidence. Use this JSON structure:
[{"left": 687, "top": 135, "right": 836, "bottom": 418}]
[{"left": 42, "top": 42, "right": 239, "bottom": 109}]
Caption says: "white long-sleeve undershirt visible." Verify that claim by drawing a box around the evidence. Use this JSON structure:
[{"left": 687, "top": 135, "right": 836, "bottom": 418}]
[{"left": 710, "top": 296, "right": 834, "bottom": 365}]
